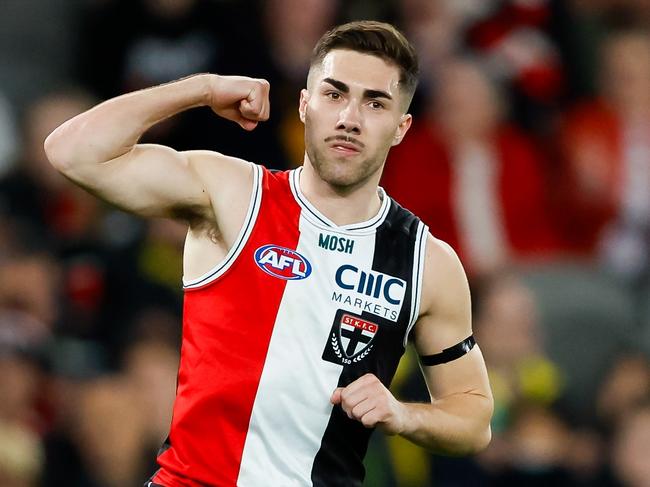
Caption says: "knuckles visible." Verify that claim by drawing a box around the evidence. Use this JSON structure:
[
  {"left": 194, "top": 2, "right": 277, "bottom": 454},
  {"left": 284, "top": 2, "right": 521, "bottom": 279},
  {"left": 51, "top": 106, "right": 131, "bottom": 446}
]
[{"left": 361, "top": 415, "right": 376, "bottom": 428}]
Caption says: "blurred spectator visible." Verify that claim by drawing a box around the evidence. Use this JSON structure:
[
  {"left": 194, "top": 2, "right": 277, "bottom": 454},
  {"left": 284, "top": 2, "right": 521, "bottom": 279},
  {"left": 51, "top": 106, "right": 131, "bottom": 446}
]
[
  {"left": 71, "top": 339, "right": 178, "bottom": 487},
  {"left": 74, "top": 377, "right": 148, "bottom": 487},
  {"left": 78, "top": 0, "right": 237, "bottom": 99},
  {"left": 597, "top": 354, "right": 650, "bottom": 431},
  {"left": 0, "top": 420, "right": 44, "bottom": 487},
  {"left": 462, "top": 0, "right": 564, "bottom": 129},
  {"left": 397, "top": 0, "right": 564, "bottom": 128},
  {"left": 0, "top": 311, "right": 48, "bottom": 486},
  {"left": 611, "top": 400, "right": 650, "bottom": 487},
  {"left": 76, "top": 0, "right": 283, "bottom": 165},
  {"left": 557, "top": 29, "right": 650, "bottom": 281},
  {"left": 0, "top": 0, "right": 80, "bottom": 112},
  {"left": 397, "top": 0, "right": 464, "bottom": 84},
  {"left": 491, "top": 405, "right": 574, "bottom": 486},
  {"left": 0, "top": 92, "right": 18, "bottom": 177},
  {"left": 122, "top": 340, "right": 179, "bottom": 452},
  {"left": 473, "top": 272, "right": 564, "bottom": 432},
  {"left": 0, "top": 90, "right": 99, "bottom": 248},
  {"left": 382, "top": 59, "right": 559, "bottom": 276},
  {"left": 0, "top": 311, "right": 49, "bottom": 431},
  {"left": 40, "top": 339, "right": 107, "bottom": 486},
  {"left": 0, "top": 255, "right": 61, "bottom": 331}
]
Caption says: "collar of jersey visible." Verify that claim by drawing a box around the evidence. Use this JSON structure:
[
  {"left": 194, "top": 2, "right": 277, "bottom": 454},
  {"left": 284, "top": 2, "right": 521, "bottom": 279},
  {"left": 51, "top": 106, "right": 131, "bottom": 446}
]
[{"left": 289, "top": 167, "right": 391, "bottom": 234}]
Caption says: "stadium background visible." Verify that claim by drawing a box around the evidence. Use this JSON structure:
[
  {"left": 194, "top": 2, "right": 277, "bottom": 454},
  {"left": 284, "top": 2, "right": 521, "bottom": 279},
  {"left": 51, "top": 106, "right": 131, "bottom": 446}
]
[{"left": 0, "top": 0, "right": 650, "bottom": 485}]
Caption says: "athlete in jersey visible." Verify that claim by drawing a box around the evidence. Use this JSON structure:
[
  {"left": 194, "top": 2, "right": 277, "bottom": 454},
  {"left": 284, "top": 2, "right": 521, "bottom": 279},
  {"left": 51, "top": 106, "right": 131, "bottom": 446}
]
[
  {"left": 151, "top": 166, "right": 428, "bottom": 486},
  {"left": 45, "top": 21, "right": 493, "bottom": 487}
]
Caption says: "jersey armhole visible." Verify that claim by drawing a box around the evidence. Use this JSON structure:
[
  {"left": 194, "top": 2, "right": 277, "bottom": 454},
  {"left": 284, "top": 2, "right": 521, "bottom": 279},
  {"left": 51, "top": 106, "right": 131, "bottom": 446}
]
[
  {"left": 403, "top": 222, "right": 428, "bottom": 346},
  {"left": 183, "top": 164, "right": 263, "bottom": 289}
]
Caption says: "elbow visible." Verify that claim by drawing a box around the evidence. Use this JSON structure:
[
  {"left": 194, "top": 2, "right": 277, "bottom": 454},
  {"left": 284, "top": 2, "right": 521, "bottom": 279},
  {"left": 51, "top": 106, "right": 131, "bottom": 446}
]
[
  {"left": 44, "top": 119, "right": 84, "bottom": 174},
  {"left": 470, "top": 424, "right": 492, "bottom": 454},
  {"left": 471, "top": 394, "right": 494, "bottom": 453},
  {"left": 461, "top": 396, "right": 494, "bottom": 455},
  {"left": 44, "top": 129, "right": 71, "bottom": 173}
]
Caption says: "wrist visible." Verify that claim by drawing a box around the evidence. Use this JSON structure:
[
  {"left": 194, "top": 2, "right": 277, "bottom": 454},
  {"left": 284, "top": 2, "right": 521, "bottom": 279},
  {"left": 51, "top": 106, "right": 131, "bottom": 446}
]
[
  {"left": 395, "top": 401, "right": 414, "bottom": 436},
  {"left": 188, "top": 73, "right": 218, "bottom": 107},
  {"left": 199, "top": 73, "right": 220, "bottom": 107}
]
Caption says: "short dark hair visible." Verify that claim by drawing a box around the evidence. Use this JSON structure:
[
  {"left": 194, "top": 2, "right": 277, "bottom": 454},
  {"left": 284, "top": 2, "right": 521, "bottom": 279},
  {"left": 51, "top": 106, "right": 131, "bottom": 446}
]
[{"left": 310, "top": 21, "right": 419, "bottom": 109}]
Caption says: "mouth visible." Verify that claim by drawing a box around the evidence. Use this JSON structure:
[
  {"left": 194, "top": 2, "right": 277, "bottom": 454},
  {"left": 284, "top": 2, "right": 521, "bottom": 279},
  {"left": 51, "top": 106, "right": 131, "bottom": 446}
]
[
  {"left": 330, "top": 143, "right": 361, "bottom": 155},
  {"left": 326, "top": 136, "right": 363, "bottom": 156}
]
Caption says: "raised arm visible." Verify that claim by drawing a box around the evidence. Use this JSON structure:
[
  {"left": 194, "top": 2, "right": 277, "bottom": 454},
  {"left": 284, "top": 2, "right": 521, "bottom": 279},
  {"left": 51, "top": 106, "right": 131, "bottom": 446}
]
[
  {"left": 332, "top": 235, "right": 493, "bottom": 455},
  {"left": 43, "top": 74, "right": 270, "bottom": 221}
]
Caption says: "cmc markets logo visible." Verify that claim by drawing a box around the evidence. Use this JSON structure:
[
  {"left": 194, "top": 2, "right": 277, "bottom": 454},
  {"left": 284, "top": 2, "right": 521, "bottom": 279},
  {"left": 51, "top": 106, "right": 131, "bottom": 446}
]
[
  {"left": 331, "top": 264, "right": 406, "bottom": 321},
  {"left": 254, "top": 245, "right": 312, "bottom": 280},
  {"left": 335, "top": 265, "right": 405, "bottom": 305}
]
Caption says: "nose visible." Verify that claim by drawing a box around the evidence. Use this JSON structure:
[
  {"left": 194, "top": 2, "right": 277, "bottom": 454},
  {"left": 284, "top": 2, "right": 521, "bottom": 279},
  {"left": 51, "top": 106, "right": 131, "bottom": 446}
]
[{"left": 336, "top": 102, "right": 361, "bottom": 135}]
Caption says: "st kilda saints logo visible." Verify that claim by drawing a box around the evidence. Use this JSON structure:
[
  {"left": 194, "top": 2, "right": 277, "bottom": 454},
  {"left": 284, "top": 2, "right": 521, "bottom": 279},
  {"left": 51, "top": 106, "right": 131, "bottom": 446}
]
[{"left": 322, "top": 309, "right": 378, "bottom": 365}]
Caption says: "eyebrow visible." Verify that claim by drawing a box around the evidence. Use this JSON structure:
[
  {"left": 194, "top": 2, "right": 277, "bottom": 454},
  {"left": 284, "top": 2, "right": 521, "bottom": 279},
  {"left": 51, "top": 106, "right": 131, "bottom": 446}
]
[{"left": 322, "top": 77, "right": 393, "bottom": 101}]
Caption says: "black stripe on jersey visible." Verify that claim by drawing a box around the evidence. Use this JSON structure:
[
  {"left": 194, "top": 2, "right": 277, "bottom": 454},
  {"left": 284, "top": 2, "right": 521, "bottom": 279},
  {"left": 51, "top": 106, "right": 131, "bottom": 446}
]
[{"left": 311, "top": 199, "right": 421, "bottom": 487}]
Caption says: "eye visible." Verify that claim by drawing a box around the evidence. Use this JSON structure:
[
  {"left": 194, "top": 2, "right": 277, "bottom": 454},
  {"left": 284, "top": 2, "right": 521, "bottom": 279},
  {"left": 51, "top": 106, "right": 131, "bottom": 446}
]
[
  {"left": 326, "top": 91, "right": 341, "bottom": 100},
  {"left": 369, "top": 101, "right": 385, "bottom": 110}
]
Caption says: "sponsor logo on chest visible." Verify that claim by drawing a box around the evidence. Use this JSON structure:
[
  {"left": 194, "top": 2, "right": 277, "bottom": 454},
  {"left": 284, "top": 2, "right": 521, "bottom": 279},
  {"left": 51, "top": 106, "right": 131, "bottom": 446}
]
[
  {"left": 318, "top": 233, "right": 355, "bottom": 254},
  {"left": 332, "top": 264, "right": 406, "bottom": 322}
]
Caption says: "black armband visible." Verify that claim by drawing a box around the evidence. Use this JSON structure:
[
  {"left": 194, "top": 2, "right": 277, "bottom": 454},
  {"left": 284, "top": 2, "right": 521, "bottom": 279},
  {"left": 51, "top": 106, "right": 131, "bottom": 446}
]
[{"left": 419, "top": 335, "right": 476, "bottom": 366}]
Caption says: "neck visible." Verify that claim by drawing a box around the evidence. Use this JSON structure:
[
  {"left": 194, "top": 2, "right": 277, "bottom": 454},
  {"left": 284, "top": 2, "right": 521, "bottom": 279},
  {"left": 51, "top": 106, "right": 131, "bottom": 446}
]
[{"left": 299, "top": 157, "right": 383, "bottom": 227}]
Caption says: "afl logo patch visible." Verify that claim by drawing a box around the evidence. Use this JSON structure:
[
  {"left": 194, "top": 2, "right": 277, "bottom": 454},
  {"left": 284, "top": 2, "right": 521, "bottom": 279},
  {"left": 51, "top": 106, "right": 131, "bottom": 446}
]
[{"left": 254, "top": 245, "right": 312, "bottom": 280}]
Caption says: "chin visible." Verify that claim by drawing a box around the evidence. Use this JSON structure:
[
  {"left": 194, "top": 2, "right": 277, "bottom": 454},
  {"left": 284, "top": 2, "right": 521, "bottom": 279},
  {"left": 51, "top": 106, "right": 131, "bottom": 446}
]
[{"left": 317, "top": 162, "right": 365, "bottom": 188}]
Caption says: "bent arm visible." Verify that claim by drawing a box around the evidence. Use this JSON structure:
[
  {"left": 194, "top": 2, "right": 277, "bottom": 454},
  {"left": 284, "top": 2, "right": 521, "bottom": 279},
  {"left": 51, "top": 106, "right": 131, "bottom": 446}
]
[
  {"left": 43, "top": 73, "right": 269, "bottom": 220},
  {"left": 401, "top": 236, "right": 493, "bottom": 455},
  {"left": 44, "top": 74, "right": 215, "bottom": 218}
]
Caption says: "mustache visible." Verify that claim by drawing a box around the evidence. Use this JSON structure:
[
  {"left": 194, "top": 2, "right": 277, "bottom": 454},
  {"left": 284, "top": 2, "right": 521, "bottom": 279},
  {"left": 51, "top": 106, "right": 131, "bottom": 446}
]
[{"left": 324, "top": 135, "right": 365, "bottom": 149}]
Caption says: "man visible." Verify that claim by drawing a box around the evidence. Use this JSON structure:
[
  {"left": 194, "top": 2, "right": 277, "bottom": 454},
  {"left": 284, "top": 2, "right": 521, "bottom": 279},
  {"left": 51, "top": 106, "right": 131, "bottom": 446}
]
[{"left": 45, "top": 21, "right": 493, "bottom": 487}]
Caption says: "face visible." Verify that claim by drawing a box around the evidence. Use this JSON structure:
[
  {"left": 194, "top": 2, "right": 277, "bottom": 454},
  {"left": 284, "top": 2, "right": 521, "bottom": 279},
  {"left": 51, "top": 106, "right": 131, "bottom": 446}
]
[
  {"left": 300, "top": 49, "right": 412, "bottom": 189},
  {"left": 602, "top": 33, "right": 650, "bottom": 113},
  {"left": 435, "top": 60, "right": 501, "bottom": 141}
]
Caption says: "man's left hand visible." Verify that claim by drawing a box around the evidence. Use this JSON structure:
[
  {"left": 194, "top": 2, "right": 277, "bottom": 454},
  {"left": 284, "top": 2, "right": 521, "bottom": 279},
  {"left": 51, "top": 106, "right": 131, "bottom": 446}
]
[{"left": 331, "top": 373, "right": 407, "bottom": 435}]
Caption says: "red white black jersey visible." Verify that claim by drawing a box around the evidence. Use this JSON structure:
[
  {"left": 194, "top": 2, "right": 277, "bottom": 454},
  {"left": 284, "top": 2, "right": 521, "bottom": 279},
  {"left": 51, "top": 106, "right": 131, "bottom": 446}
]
[{"left": 149, "top": 165, "right": 428, "bottom": 487}]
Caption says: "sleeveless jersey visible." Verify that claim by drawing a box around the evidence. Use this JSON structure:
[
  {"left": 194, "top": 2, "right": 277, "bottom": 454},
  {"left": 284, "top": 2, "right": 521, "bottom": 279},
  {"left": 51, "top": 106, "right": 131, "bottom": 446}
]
[{"left": 150, "top": 165, "right": 428, "bottom": 487}]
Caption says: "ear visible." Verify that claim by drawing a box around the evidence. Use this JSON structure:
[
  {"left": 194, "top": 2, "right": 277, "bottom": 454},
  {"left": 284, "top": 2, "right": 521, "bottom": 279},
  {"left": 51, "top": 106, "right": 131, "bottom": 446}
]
[
  {"left": 299, "top": 89, "right": 310, "bottom": 123},
  {"left": 391, "top": 114, "right": 412, "bottom": 146}
]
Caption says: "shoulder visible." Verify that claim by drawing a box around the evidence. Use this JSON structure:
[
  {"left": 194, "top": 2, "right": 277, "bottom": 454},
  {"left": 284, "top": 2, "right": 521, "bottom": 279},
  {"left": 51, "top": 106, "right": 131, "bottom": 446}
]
[
  {"left": 424, "top": 235, "right": 464, "bottom": 281},
  {"left": 183, "top": 150, "right": 255, "bottom": 183},
  {"left": 420, "top": 234, "right": 470, "bottom": 319}
]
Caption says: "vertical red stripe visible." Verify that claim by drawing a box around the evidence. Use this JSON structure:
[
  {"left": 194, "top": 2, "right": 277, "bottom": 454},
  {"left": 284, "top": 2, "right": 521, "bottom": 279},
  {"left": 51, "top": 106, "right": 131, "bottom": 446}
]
[{"left": 154, "top": 169, "right": 301, "bottom": 487}]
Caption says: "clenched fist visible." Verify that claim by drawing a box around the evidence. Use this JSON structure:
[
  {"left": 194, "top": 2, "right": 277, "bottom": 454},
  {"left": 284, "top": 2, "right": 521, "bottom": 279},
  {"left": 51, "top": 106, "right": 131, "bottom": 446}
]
[
  {"left": 206, "top": 75, "right": 270, "bottom": 131},
  {"left": 331, "top": 373, "right": 407, "bottom": 435}
]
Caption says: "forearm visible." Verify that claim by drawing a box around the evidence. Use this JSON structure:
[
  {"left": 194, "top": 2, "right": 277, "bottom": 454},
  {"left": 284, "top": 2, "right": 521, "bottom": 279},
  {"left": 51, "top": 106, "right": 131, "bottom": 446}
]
[
  {"left": 44, "top": 74, "right": 212, "bottom": 170},
  {"left": 399, "top": 392, "right": 493, "bottom": 455}
]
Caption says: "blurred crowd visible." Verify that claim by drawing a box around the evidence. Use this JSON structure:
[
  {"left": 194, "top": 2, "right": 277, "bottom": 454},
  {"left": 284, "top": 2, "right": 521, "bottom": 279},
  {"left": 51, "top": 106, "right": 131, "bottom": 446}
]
[{"left": 0, "top": 0, "right": 649, "bottom": 486}]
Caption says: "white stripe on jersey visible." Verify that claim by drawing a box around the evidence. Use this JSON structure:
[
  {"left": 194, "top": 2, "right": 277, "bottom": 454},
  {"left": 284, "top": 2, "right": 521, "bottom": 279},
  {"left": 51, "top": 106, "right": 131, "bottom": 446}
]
[
  {"left": 404, "top": 222, "right": 428, "bottom": 346},
  {"left": 236, "top": 213, "right": 377, "bottom": 486}
]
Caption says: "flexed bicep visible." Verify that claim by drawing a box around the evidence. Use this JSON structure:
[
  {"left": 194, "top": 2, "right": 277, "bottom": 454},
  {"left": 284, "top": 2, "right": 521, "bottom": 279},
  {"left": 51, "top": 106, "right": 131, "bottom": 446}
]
[
  {"left": 43, "top": 73, "right": 268, "bottom": 223},
  {"left": 66, "top": 143, "right": 213, "bottom": 220}
]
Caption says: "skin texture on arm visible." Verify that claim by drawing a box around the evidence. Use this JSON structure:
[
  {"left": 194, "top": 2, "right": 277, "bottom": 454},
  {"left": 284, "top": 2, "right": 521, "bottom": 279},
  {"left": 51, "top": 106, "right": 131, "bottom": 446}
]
[
  {"left": 43, "top": 74, "right": 270, "bottom": 221},
  {"left": 332, "top": 235, "right": 493, "bottom": 455}
]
